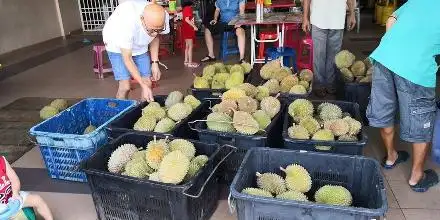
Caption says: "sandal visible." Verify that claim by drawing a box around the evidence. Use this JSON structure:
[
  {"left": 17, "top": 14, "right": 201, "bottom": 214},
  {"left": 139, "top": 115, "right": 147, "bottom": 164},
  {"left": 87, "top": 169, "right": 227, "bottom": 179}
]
[
  {"left": 201, "top": 55, "right": 216, "bottom": 62},
  {"left": 187, "top": 62, "right": 200, "bottom": 68},
  {"left": 184, "top": 62, "right": 189, "bottom": 66},
  {"left": 381, "top": 151, "right": 409, "bottom": 169},
  {"left": 410, "top": 169, "right": 439, "bottom": 193}
]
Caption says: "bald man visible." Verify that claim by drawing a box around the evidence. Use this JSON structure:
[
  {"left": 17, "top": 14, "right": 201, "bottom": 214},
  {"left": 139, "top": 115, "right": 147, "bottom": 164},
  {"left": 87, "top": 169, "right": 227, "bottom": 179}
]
[{"left": 103, "top": 1, "right": 170, "bottom": 102}]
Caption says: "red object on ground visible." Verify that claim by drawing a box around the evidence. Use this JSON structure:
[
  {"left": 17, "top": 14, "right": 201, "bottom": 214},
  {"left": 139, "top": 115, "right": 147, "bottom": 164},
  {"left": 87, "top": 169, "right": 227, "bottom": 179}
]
[
  {"left": 281, "top": 23, "right": 301, "bottom": 52},
  {"left": 297, "top": 34, "right": 313, "bottom": 71},
  {"left": 93, "top": 43, "right": 112, "bottom": 79}
]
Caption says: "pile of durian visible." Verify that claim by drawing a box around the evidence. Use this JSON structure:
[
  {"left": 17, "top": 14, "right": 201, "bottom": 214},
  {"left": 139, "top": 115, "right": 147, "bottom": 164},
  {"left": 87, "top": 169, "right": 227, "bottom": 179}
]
[
  {"left": 241, "top": 163, "right": 353, "bottom": 207},
  {"left": 204, "top": 86, "right": 281, "bottom": 135},
  {"left": 287, "top": 99, "right": 362, "bottom": 142},
  {"left": 133, "top": 91, "right": 201, "bottom": 133},
  {"left": 39, "top": 99, "right": 69, "bottom": 120},
  {"left": 259, "top": 59, "right": 313, "bottom": 95},
  {"left": 193, "top": 62, "right": 252, "bottom": 89},
  {"left": 335, "top": 50, "right": 372, "bottom": 83},
  {"left": 107, "top": 136, "right": 209, "bottom": 184}
]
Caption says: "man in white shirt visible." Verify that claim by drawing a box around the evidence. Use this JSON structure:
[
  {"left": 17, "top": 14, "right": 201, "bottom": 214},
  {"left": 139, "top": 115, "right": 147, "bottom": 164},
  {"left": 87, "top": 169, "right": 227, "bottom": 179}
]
[
  {"left": 302, "top": 0, "right": 356, "bottom": 97},
  {"left": 103, "top": 1, "right": 170, "bottom": 102}
]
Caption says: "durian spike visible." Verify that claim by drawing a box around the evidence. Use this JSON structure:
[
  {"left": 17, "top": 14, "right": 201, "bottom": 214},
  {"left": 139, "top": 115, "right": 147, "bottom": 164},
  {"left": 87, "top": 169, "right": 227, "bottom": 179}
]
[
  {"left": 274, "top": 93, "right": 281, "bottom": 99},
  {"left": 280, "top": 167, "right": 286, "bottom": 172},
  {"left": 256, "top": 172, "right": 262, "bottom": 177}
]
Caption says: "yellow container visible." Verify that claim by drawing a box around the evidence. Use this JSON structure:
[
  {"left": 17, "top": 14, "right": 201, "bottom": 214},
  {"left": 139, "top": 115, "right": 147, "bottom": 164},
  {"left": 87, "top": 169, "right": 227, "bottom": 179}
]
[
  {"left": 375, "top": 3, "right": 384, "bottom": 25},
  {"left": 381, "top": 2, "right": 396, "bottom": 26},
  {"left": 264, "top": 0, "right": 272, "bottom": 6}
]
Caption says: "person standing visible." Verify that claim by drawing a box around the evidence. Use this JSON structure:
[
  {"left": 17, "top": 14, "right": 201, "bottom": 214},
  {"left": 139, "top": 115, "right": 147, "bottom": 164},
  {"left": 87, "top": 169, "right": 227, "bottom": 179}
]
[
  {"left": 103, "top": 1, "right": 170, "bottom": 102},
  {"left": 367, "top": 0, "right": 440, "bottom": 192},
  {"left": 182, "top": 0, "right": 200, "bottom": 68},
  {"left": 302, "top": 0, "right": 356, "bottom": 97}
]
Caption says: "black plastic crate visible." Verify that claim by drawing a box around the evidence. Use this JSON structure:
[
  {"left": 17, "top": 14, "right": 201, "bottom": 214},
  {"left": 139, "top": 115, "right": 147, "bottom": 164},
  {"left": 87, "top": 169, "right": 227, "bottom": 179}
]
[
  {"left": 283, "top": 100, "right": 367, "bottom": 155},
  {"left": 335, "top": 68, "right": 371, "bottom": 125},
  {"left": 230, "top": 148, "right": 387, "bottom": 220},
  {"left": 81, "top": 133, "right": 235, "bottom": 220},
  {"left": 190, "top": 99, "right": 285, "bottom": 184},
  {"left": 107, "top": 95, "right": 208, "bottom": 140},
  {"left": 190, "top": 70, "right": 252, "bottom": 100}
]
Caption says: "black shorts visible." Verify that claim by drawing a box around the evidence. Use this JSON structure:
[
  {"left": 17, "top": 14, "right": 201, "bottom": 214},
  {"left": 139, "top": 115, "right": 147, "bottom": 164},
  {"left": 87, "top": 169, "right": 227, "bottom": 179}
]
[{"left": 203, "top": 21, "right": 245, "bottom": 35}]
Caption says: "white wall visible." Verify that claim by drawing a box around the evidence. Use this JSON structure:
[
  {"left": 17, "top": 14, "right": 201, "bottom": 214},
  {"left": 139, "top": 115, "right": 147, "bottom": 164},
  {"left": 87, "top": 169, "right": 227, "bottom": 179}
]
[{"left": 58, "top": 0, "right": 82, "bottom": 35}]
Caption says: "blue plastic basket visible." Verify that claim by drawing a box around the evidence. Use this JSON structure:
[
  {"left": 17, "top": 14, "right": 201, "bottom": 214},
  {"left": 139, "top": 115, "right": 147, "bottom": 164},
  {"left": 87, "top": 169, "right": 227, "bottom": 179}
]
[{"left": 29, "top": 98, "right": 137, "bottom": 182}]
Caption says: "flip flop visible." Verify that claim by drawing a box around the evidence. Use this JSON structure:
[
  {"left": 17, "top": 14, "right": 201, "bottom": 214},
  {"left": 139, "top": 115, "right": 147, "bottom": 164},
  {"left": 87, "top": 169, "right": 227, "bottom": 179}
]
[
  {"left": 382, "top": 151, "right": 409, "bottom": 169},
  {"left": 200, "top": 55, "right": 216, "bottom": 62},
  {"left": 410, "top": 169, "right": 439, "bottom": 193}
]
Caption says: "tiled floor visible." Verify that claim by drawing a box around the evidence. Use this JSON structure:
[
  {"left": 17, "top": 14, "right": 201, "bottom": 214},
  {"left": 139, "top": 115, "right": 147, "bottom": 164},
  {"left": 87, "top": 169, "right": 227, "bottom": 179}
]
[{"left": 1, "top": 13, "right": 440, "bottom": 220}]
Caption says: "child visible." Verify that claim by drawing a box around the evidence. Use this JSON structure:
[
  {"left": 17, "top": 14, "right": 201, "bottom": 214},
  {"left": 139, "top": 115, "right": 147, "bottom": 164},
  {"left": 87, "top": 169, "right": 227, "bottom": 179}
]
[
  {"left": 0, "top": 156, "right": 53, "bottom": 220},
  {"left": 181, "top": 0, "right": 199, "bottom": 68}
]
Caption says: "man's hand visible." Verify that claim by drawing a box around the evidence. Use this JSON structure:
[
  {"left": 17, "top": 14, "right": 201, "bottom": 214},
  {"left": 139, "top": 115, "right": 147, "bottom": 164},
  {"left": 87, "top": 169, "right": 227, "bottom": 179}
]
[
  {"left": 11, "top": 192, "right": 22, "bottom": 202},
  {"left": 302, "top": 18, "right": 311, "bottom": 32},
  {"left": 141, "top": 84, "right": 154, "bottom": 102},
  {"left": 347, "top": 13, "right": 356, "bottom": 31},
  {"left": 151, "top": 62, "right": 161, "bottom": 81},
  {"left": 234, "top": 24, "right": 241, "bottom": 29},
  {"left": 210, "top": 19, "right": 217, "bottom": 25},
  {"left": 193, "top": 26, "right": 199, "bottom": 31}
]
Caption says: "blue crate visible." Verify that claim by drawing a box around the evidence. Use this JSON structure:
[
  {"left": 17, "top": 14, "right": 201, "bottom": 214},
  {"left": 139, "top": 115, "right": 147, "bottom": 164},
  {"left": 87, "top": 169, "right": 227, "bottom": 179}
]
[
  {"left": 29, "top": 98, "right": 137, "bottom": 150},
  {"left": 39, "top": 145, "right": 97, "bottom": 182}
]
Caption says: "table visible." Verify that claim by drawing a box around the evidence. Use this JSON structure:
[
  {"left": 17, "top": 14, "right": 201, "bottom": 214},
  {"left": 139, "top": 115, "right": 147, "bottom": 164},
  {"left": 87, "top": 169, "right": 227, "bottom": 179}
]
[
  {"left": 245, "top": 0, "right": 296, "bottom": 10},
  {"left": 229, "top": 12, "right": 302, "bottom": 66}
]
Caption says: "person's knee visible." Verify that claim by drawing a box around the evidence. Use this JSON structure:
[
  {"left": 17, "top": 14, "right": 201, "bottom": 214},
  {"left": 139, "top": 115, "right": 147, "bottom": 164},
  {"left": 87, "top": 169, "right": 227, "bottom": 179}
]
[
  {"left": 118, "top": 80, "right": 131, "bottom": 92},
  {"left": 24, "top": 194, "right": 44, "bottom": 207},
  {"left": 236, "top": 28, "right": 245, "bottom": 37},
  {"left": 381, "top": 127, "right": 394, "bottom": 136}
]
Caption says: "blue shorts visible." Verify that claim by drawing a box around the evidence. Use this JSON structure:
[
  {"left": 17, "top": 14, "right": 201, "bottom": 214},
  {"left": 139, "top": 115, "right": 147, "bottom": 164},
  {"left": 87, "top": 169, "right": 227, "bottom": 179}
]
[
  {"left": 107, "top": 52, "right": 151, "bottom": 81},
  {"left": 366, "top": 61, "right": 436, "bottom": 143}
]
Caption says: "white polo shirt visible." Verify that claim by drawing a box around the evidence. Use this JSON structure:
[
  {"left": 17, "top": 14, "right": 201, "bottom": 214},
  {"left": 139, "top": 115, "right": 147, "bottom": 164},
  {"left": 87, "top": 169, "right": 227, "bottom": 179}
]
[
  {"left": 103, "top": 0, "right": 170, "bottom": 56},
  {"left": 310, "top": 0, "right": 347, "bottom": 30}
]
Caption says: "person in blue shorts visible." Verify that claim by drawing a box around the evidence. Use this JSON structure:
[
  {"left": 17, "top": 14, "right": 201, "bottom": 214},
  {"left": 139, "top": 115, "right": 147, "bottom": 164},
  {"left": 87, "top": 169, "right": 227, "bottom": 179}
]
[
  {"left": 367, "top": 0, "right": 440, "bottom": 192},
  {"left": 103, "top": 1, "right": 170, "bottom": 102}
]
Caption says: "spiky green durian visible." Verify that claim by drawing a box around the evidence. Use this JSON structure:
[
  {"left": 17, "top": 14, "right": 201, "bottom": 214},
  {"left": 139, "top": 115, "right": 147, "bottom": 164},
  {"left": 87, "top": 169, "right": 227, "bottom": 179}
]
[
  {"left": 184, "top": 95, "right": 201, "bottom": 110},
  {"left": 289, "top": 85, "right": 307, "bottom": 94},
  {"left": 335, "top": 50, "right": 356, "bottom": 69},
  {"left": 154, "top": 117, "right": 176, "bottom": 133},
  {"left": 255, "top": 86, "right": 270, "bottom": 101},
  {"left": 158, "top": 151, "right": 190, "bottom": 184},
  {"left": 359, "top": 75, "right": 372, "bottom": 83},
  {"left": 343, "top": 116, "right": 362, "bottom": 136},
  {"left": 192, "top": 155, "right": 209, "bottom": 167},
  {"left": 276, "top": 190, "right": 309, "bottom": 202},
  {"left": 165, "top": 91, "right": 184, "bottom": 108},
  {"left": 221, "top": 88, "right": 246, "bottom": 102},
  {"left": 142, "top": 102, "right": 166, "bottom": 121},
  {"left": 40, "top": 106, "right": 59, "bottom": 120},
  {"left": 233, "top": 111, "right": 260, "bottom": 135},
  {"left": 260, "top": 96, "right": 281, "bottom": 119},
  {"left": 133, "top": 115, "right": 156, "bottom": 132},
  {"left": 319, "top": 103, "right": 342, "bottom": 121},
  {"left": 122, "top": 158, "right": 151, "bottom": 178},
  {"left": 280, "top": 75, "right": 299, "bottom": 93},
  {"left": 263, "top": 79, "right": 280, "bottom": 94},
  {"left": 252, "top": 110, "right": 271, "bottom": 130},
  {"left": 50, "top": 99, "right": 68, "bottom": 111},
  {"left": 212, "top": 100, "right": 237, "bottom": 116},
  {"left": 213, "top": 72, "right": 230, "bottom": 82},
  {"left": 299, "top": 69, "right": 313, "bottom": 82},
  {"left": 237, "top": 83, "right": 258, "bottom": 97},
  {"left": 83, "top": 125, "right": 96, "bottom": 134},
  {"left": 202, "top": 65, "right": 216, "bottom": 79},
  {"left": 288, "top": 125, "right": 309, "bottom": 139},
  {"left": 338, "top": 134, "right": 358, "bottom": 142},
  {"left": 312, "top": 129, "right": 335, "bottom": 141},
  {"left": 225, "top": 71, "right": 245, "bottom": 89},
  {"left": 298, "top": 81, "right": 310, "bottom": 91},
  {"left": 242, "top": 188, "right": 273, "bottom": 198},
  {"left": 206, "top": 112, "right": 236, "bottom": 132},
  {"left": 184, "top": 160, "right": 202, "bottom": 181},
  {"left": 325, "top": 119, "right": 350, "bottom": 136},
  {"left": 230, "top": 64, "right": 245, "bottom": 74},
  {"left": 213, "top": 62, "right": 227, "bottom": 73},
  {"left": 241, "top": 62, "right": 252, "bottom": 73},
  {"left": 340, "top": 67, "right": 354, "bottom": 82},
  {"left": 169, "top": 139, "right": 196, "bottom": 160},
  {"left": 299, "top": 117, "right": 321, "bottom": 135},
  {"left": 351, "top": 60, "right": 366, "bottom": 77},
  {"left": 108, "top": 144, "right": 138, "bottom": 173},
  {"left": 193, "top": 76, "right": 210, "bottom": 88},
  {"left": 260, "top": 59, "right": 281, "bottom": 80},
  {"left": 273, "top": 67, "right": 292, "bottom": 81},
  {"left": 366, "top": 67, "right": 373, "bottom": 76},
  {"left": 315, "top": 185, "right": 353, "bottom": 206},
  {"left": 288, "top": 99, "right": 314, "bottom": 122},
  {"left": 237, "top": 96, "right": 258, "bottom": 113},
  {"left": 148, "top": 172, "right": 160, "bottom": 182},
  {"left": 211, "top": 79, "right": 225, "bottom": 89},
  {"left": 256, "top": 172, "right": 286, "bottom": 195},
  {"left": 167, "top": 103, "right": 192, "bottom": 122},
  {"left": 280, "top": 164, "right": 312, "bottom": 193}
]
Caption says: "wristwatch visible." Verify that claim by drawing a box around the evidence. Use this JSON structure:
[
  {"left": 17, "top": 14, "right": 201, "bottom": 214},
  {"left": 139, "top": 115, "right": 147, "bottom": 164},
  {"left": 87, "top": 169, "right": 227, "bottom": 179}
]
[{"left": 151, "top": 60, "right": 159, "bottom": 64}]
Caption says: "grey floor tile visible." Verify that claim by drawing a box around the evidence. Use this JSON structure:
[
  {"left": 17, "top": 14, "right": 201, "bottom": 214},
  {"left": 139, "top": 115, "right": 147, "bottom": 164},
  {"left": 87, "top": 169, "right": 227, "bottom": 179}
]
[
  {"left": 388, "top": 180, "right": 440, "bottom": 209},
  {"left": 402, "top": 209, "right": 440, "bottom": 220}
]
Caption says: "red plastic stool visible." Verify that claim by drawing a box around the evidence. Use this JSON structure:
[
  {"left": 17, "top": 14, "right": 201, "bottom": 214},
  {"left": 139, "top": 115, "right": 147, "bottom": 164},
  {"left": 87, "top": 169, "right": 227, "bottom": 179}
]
[
  {"left": 297, "top": 34, "right": 313, "bottom": 71},
  {"left": 258, "top": 31, "right": 278, "bottom": 59},
  {"left": 93, "top": 43, "right": 112, "bottom": 79},
  {"left": 283, "top": 24, "right": 301, "bottom": 52}
]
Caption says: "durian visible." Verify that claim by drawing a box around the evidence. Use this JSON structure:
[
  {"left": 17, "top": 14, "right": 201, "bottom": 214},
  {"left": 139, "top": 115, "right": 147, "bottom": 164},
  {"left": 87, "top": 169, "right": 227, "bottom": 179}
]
[
  {"left": 366, "top": 67, "right": 373, "bottom": 76},
  {"left": 288, "top": 99, "right": 314, "bottom": 122},
  {"left": 335, "top": 50, "right": 356, "bottom": 69},
  {"left": 211, "top": 79, "right": 225, "bottom": 89},
  {"left": 263, "top": 79, "right": 280, "bottom": 94},
  {"left": 50, "top": 99, "right": 68, "bottom": 111},
  {"left": 154, "top": 117, "right": 176, "bottom": 133},
  {"left": 273, "top": 67, "right": 292, "bottom": 81},
  {"left": 202, "top": 65, "right": 216, "bottom": 79},
  {"left": 364, "top": 57, "right": 373, "bottom": 69},
  {"left": 288, "top": 125, "right": 310, "bottom": 139},
  {"left": 242, "top": 187, "right": 273, "bottom": 198},
  {"left": 123, "top": 158, "right": 151, "bottom": 178},
  {"left": 252, "top": 110, "right": 271, "bottom": 130},
  {"left": 165, "top": 91, "right": 184, "bottom": 108},
  {"left": 233, "top": 111, "right": 260, "bottom": 135},
  {"left": 276, "top": 190, "right": 309, "bottom": 202},
  {"left": 289, "top": 85, "right": 307, "bottom": 94},
  {"left": 299, "top": 69, "right": 313, "bottom": 82},
  {"left": 225, "top": 71, "right": 245, "bottom": 89},
  {"left": 184, "top": 95, "right": 201, "bottom": 110},
  {"left": 192, "top": 155, "right": 209, "bottom": 167},
  {"left": 167, "top": 103, "right": 192, "bottom": 121},
  {"left": 312, "top": 129, "right": 335, "bottom": 141},
  {"left": 133, "top": 115, "right": 156, "bottom": 132},
  {"left": 145, "top": 138, "right": 170, "bottom": 170},
  {"left": 213, "top": 62, "right": 227, "bottom": 73},
  {"left": 83, "top": 124, "right": 96, "bottom": 134},
  {"left": 108, "top": 144, "right": 138, "bottom": 173},
  {"left": 299, "top": 117, "right": 321, "bottom": 135},
  {"left": 241, "top": 62, "right": 252, "bottom": 73},
  {"left": 338, "top": 134, "right": 358, "bottom": 142},
  {"left": 280, "top": 75, "right": 299, "bottom": 93},
  {"left": 343, "top": 116, "right": 362, "bottom": 136},
  {"left": 142, "top": 102, "right": 166, "bottom": 121},
  {"left": 325, "top": 119, "right": 350, "bottom": 136},
  {"left": 340, "top": 67, "right": 354, "bottom": 82},
  {"left": 206, "top": 112, "right": 235, "bottom": 132},
  {"left": 221, "top": 88, "right": 246, "bottom": 102},
  {"left": 315, "top": 185, "right": 353, "bottom": 206},
  {"left": 185, "top": 160, "right": 201, "bottom": 180},
  {"left": 148, "top": 172, "right": 161, "bottom": 182},
  {"left": 213, "top": 72, "right": 230, "bottom": 83},
  {"left": 230, "top": 64, "right": 245, "bottom": 74},
  {"left": 260, "top": 96, "right": 281, "bottom": 119},
  {"left": 260, "top": 59, "right": 281, "bottom": 80},
  {"left": 298, "top": 81, "right": 310, "bottom": 91},
  {"left": 158, "top": 151, "right": 190, "bottom": 184},
  {"left": 255, "top": 86, "right": 270, "bottom": 101},
  {"left": 193, "top": 76, "right": 210, "bottom": 89},
  {"left": 319, "top": 103, "right": 342, "bottom": 121},
  {"left": 281, "top": 164, "right": 312, "bottom": 193},
  {"left": 212, "top": 100, "right": 237, "bottom": 116},
  {"left": 237, "top": 96, "right": 258, "bottom": 113},
  {"left": 237, "top": 83, "right": 258, "bottom": 97},
  {"left": 359, "top": 75, "right": 372, "bottom": 83},
  {"left": 169, "top": 139, "right": 196, "bottom": 159},
  {"left": 256, "top": 172, "right": 286, "bottom": 195},
  {"left": 351, "top": 60, "right": 366, "bottom": 77},
  {"left": 40, "top": 106, "right": 59, "bottom": 120}
]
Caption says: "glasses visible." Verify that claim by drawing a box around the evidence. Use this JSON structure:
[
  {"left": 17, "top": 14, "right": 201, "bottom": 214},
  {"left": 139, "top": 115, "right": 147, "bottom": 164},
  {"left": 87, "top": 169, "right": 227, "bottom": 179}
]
[{"left": 140, "top": 16, "right": 165, "bottom": 34}]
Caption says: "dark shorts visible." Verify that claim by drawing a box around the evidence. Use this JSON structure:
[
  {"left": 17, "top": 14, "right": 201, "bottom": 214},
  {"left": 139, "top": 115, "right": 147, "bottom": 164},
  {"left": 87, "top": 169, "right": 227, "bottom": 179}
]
[
  {"left": 203, "top": 21, "right": 245, "bottom": 35},
  {"left": 366, "top": 61, "right": 436, "bottom": 143}
]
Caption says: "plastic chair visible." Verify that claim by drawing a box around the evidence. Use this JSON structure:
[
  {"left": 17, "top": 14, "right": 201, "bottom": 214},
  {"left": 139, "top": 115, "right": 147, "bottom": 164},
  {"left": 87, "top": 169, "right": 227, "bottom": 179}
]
[
  {"left": 297, "top": 34, "right": 313, "bottom": 71},
  {"left": 219, "top": 31, "right": 239, "bottom": 61},
  {"left": 93, "top": 43, "right": 112, "bottom": 79},
  {"left": 258, "top": 31, "right": 278, "bottom": 59},
  {"left": 265, "top": 47, "right": 297, "bottom": 72}
]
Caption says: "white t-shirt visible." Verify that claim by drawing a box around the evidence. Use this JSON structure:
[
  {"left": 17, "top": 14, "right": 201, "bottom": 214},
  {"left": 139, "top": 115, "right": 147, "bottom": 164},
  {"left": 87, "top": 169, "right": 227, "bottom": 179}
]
[
  {"left": 103, "top": 0, "right": 170, "bottom": 56},
  {"left": 310, "top": 0, "right": 347, "bottom": 30}
]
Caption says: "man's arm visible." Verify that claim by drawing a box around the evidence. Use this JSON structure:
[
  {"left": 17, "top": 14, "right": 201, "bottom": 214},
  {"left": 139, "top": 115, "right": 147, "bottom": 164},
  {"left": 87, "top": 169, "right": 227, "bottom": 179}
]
[
  {"left": 302, "top": 0, "right": 311, "bottom": 32},
  {"left": 149, "top": 37, "right": 160, "bottom": 63},
  {"left": 347, "top": 0, "right": 355, "bottom": 16},
  {"left": 386, "top": 13, "right": 397, "bottom": 31},
  {"left": 239, "top": 1, "right": 245, "bottom": 15},
  {"left": 346, "top": 0, "right": 356, "bottom": 30}
]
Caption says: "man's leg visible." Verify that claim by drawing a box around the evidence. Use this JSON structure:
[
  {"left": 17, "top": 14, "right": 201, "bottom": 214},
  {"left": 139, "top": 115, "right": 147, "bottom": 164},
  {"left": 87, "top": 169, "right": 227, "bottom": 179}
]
[
  {"left": 395, "top": 73, "right": 438, "bottom": 190},
  {"left": 236, "top": 27, "right": 246, "bottom": 60},
  {"left": 325, "top": 28, "right": 344, "bottom": 93},
  {"left": 311, "top": 25, "right": 328, "bottom": 97},
  {"left": 117, "top": 80, "right": 131, "bottom": 99},
  {"left": 201, "top": 27, "right": 216, "bottom": 61},
  {"left": 107, "top": 52, "right": 132, "bottom": 99},
  {"left": 366, "top": 61, "right": 400, "bottom": 165}
]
